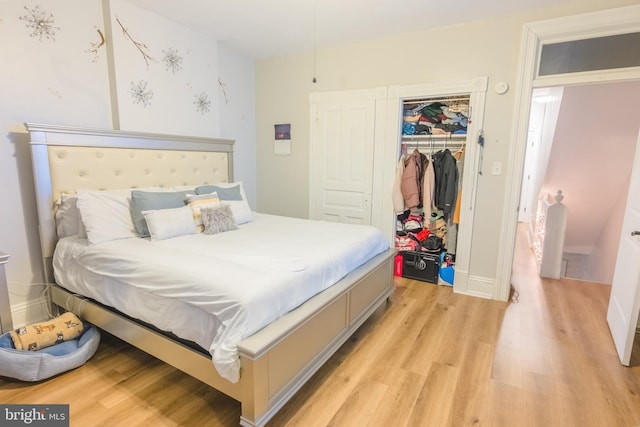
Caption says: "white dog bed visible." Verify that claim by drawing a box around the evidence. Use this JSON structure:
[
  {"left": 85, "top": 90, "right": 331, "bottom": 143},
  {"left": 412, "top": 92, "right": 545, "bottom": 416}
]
[{"left": 0, "top": 324, "right": 100, "bottom": 382}]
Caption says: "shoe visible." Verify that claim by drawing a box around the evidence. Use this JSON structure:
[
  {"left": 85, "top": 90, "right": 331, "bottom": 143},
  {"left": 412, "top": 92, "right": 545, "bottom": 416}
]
[{"left": 404, "top": 220, "right": 422, "bottom": 232}]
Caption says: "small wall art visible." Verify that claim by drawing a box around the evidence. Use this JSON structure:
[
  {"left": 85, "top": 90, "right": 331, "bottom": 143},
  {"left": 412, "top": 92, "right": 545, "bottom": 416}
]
[{"left": 274, "top": 123, "right": 291, "bottom": 155}]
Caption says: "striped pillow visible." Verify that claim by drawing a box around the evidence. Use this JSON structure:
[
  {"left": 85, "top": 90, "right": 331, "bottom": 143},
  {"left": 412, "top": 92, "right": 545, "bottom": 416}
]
[{"left": 186, "top": 192, "right": 221, "bottom": 232}]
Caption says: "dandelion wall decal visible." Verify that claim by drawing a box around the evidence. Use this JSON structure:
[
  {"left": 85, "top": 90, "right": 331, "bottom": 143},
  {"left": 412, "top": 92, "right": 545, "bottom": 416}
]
[
  {"left": 19, "top": 5, "right": 60, "bottom": 42},
  {"left": 87, "top": 28, "right": 106, "bottom": 62},
  {"left": 194, "top": 92, "right": 211, "bottom": 114},
  {"left": 162, "top": 47, "right": 183, "bottom": 74},
  {"left": 129, "top": 80, "right": 153, "bottom": 107}
]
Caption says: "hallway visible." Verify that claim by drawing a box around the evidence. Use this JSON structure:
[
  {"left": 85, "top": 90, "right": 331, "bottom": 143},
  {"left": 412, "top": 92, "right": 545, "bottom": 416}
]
[{"left": 494, "top": 222, "right": 640, "bottom": 425}]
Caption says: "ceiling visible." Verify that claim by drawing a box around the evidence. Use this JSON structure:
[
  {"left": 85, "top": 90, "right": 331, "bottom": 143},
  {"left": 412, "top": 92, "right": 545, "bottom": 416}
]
[{"left": 126, "top": 0, "right": 571, "bottom": 59}]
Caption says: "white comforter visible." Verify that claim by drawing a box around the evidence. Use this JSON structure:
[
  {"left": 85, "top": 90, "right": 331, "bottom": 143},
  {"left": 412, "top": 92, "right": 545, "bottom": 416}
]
[{"left": 53, "top": 213, "right": 389, "bottom": 382}]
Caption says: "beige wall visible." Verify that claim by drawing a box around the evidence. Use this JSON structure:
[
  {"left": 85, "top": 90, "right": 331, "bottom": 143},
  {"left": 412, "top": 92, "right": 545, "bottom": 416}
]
[{"left": 255, "top": 0, "right": 638, "bottom": 284}]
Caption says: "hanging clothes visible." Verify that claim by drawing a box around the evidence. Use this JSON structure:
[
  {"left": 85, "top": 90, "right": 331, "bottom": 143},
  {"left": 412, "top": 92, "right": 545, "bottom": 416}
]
[
  {"left": 400, "top": 149, "right": 426, "bottom": 211},
  {"left": 432, "top": 149, "right": 458, "bottom": 221},
  {"left": 422, "top": 153, "right": 436, "bottom": 218},
  {"left": 452, "top": 147, "right": 465, "bottom": 225}
]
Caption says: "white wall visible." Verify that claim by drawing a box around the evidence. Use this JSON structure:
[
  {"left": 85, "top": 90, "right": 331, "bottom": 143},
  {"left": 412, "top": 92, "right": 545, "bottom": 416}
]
[
  {"left": 217, "top": 42, "right": 257, "bottom": 209},
  {"left": 0, "top": 0, "right": 255, "bottom": 325},
  {"left": 255, "top": 0, "right": 639, "bottom": 293},
  {"left": 108, "top": 0, "right": 221, "bottom": 136}
]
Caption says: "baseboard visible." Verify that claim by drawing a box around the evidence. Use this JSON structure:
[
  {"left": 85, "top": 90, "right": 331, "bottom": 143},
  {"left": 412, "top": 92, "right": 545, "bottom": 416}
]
[
  {"left": 9, "top": 296, "right": 51, "bottom": 328},
  {"left": 466, "top": 275, "right": 494, "bottom": 299},
  {"left": 454, "top": 269, "right": 494, "bottom": 300}
]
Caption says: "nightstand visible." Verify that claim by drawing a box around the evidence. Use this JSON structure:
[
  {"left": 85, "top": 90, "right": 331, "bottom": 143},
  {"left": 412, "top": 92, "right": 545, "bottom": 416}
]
[{"left": 0, "top": 252, "right": 12, "bottom": 333}]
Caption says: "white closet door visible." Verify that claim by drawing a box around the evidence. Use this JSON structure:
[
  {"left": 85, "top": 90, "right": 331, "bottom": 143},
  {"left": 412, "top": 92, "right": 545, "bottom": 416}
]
[{"left": 309, "top": 89, "right": 384, "bottom": 225}]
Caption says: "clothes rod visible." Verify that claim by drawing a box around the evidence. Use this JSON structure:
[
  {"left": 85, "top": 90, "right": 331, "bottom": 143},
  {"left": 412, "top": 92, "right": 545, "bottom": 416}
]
[
  {"left": 402, "top": 140, "right": 466, "bottom": 150},
  {"left": 404, "top": 96, "right": 470, "bottom": 105},
  {"left": 402, "top": 134, "right": 467, "bottom": 141}
]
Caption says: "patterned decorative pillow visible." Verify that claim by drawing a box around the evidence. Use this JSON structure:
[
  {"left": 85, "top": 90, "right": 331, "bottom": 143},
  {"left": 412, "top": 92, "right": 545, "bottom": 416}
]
[
  {"left": 186, "top": 192, "right": 221, "bottom": 232},
  {"left": 202, "top": 204, "right": 238, "bottom": 235}
]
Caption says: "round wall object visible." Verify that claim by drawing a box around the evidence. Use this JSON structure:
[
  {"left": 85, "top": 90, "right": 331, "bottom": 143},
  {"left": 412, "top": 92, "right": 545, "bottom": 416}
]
[{"left": 494, "top": 81, "right": 509, "bottom": 95}]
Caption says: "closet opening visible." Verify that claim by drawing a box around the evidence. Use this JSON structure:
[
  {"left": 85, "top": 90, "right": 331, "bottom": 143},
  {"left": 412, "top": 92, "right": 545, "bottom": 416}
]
[{"left": 394, "top": 94, "right": 471, "bottom": 287}]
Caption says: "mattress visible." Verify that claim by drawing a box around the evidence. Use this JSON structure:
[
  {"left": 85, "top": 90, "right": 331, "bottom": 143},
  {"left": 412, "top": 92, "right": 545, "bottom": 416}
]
[{"left": 53, "top": 213, "right": 389, "bottom": 383}]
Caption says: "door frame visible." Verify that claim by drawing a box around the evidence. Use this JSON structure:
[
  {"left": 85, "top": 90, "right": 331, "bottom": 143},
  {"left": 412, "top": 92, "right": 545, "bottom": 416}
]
[
  {"left": 496, "top": 4, "right": 640, "bottom": 301},
  {"left": 385, "top": 77, "right": 488, "bottom": 297}
]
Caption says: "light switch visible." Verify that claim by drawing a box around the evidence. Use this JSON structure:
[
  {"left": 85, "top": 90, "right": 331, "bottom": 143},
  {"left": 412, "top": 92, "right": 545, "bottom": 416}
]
[{"left": 491, "top": 162, "right": 502, "bottom": 176}]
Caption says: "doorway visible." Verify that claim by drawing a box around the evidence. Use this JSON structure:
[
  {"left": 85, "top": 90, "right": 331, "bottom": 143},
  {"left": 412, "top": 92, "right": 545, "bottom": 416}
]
[
  {"left": 499, "top": 4, "right": 640, "bottom": 366},
  {"left": 518, "top": 80, "right": 640, "bottom": 284},
  {"left": 497, "top": 4, "right": 640, "bottom": 300}
]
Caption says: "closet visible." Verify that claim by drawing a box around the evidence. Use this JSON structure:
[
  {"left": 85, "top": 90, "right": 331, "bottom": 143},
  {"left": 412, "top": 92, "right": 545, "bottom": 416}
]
[
  {"left": 394, "top": 96, "right": 470, "bottom": 285},
  {"left": 310, "top": 76, "right": 488, "bottom": 296}
]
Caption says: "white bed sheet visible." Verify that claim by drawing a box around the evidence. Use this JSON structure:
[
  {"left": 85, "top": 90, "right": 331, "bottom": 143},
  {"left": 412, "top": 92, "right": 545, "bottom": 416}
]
[{"left": 53, "top": 213, "right": 389, "bottom": 383}]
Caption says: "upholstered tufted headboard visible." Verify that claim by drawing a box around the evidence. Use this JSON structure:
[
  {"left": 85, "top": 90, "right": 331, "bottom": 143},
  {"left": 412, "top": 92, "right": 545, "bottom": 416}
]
[{"left": 26, "top": 122, "right": 235, "bottom": 282}]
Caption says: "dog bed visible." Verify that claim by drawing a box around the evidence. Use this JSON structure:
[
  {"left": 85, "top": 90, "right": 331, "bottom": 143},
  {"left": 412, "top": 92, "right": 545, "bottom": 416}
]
[{"left": 0, "top": 323, "right": 100, "bottom": 382}]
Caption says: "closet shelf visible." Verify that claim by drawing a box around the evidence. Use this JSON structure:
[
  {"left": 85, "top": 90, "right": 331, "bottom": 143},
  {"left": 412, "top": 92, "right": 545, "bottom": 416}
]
[{"left": 402, "top": 134, "right": 466, "bottom": 141}]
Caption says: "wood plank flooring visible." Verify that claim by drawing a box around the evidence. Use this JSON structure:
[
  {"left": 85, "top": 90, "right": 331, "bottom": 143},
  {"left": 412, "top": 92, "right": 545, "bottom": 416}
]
[{"left": 2, "top": 224, "right": 640, "bottom": 426}]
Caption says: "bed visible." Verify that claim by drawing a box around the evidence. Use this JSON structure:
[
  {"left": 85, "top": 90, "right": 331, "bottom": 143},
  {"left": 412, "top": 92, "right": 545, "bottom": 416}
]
[{"left": 25, "top": 122, "right": 395, "bottom": 427}]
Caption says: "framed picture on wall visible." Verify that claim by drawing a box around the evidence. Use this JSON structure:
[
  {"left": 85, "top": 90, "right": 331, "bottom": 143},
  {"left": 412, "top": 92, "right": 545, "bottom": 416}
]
[{"left": 275, "top": 124, "right": 291, "bottom": 140}]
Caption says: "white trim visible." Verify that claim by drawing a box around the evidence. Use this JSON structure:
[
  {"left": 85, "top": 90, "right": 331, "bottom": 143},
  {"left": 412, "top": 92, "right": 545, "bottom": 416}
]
[
  {"left": 563, "top": 245, "right": 595, "bottom": 255},
  {"left": 9, "top": 297, "right": 50, "bottom": 329},
  {"left": 526, "top": 5, "right": 640, "bottom": 44},
  {"left": 454, "top": 273, "right": 494, "bottom": 300},
  {"left": 385, "top": 77, "right": 488, "bottom": 296},
  {"left": 533, "top": 67, "right": 640, "bottom": 88},
  {"left": 497, "top": 4, "right": 640, "bottom": 302}
]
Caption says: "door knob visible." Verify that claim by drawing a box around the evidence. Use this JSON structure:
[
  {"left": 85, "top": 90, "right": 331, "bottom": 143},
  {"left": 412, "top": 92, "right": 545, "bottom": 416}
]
[{"left": 632, "top": 231, "right": 640, "bottom": 236}]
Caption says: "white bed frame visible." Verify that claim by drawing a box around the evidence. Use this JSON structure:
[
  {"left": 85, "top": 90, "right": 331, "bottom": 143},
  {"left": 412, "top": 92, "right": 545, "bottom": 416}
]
[{"left": 26, "top": 122, "right": 395, "bottom": 427}]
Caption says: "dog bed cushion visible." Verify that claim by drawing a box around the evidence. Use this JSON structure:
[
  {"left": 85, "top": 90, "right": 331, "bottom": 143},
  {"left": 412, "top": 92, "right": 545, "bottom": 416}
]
[{"left": 0, "top": 323, "right": 100, "bottom": 382}]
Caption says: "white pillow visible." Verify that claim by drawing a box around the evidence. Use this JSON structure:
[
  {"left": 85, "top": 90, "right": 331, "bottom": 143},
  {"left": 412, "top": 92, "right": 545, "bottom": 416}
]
[
  {"left": 67, "top": 187, "right": 166, "bottom": 243},
  {"left": 142, "top": 206, "right": 197, "bottom": 240},
  {"left": 224, "top": 200, "right": 253, "bottom": 225},
  {"left": 76, "top": 189, "right": 138, "bottom": 245},
  {"left": 55, "top": 193, "right": 81, "bottom": 239}
]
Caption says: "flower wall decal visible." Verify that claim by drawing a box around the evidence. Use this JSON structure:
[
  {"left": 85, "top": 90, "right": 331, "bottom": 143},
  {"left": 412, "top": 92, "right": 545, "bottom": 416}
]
[
  {"left": 19, "top": 5, "right": 60, "bottom": 41},
  {"left": 194, "top": 92, "right": 211, "bottom": 114},
  {"left": 129, "top": 80, "right": 153, "bottom": 107},
  {"left": 162, "top": 47, "right": 183, "bottom": 74}
]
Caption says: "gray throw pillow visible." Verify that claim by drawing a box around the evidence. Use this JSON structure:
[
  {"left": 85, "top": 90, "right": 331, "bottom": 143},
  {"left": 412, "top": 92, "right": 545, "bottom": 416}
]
[
  {"left": 202, "top": 204, "right": 238, "bottom": 235},
  {"left": 130, "top": 190, "right": 188, "bottom": 237},
  {"left": 195, "top": 184, "right": 242, "bottom": 200}
]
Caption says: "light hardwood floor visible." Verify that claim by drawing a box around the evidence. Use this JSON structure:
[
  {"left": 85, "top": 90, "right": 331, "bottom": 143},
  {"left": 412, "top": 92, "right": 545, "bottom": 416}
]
[{"left": 2, "top": 225, "right": 640, "bottom": 426}]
